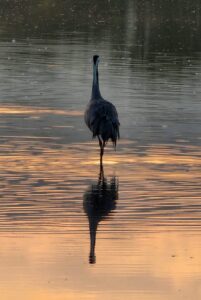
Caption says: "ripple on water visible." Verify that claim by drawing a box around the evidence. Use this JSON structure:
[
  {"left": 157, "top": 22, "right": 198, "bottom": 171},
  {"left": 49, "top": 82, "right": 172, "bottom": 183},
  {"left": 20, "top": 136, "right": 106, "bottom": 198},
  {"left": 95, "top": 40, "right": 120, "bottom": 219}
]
[{"left": 0, "top": 139, "right": 200, "bottom": 234}]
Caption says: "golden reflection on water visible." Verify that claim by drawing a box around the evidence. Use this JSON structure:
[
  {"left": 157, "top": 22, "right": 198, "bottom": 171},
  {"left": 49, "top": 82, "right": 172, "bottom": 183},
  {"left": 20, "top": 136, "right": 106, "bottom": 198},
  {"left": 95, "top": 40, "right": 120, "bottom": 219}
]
[
  {"left": 0, "top": 105, "right": 83, "bottom": 116},
  {"left": 0, "top": 139, "right": 201, "bottom": 299}
]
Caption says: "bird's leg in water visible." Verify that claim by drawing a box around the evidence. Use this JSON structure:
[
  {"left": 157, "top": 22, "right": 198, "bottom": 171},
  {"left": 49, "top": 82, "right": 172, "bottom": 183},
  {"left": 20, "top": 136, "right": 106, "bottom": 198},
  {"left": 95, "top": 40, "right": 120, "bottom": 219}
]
[
  {"left": 98, "top": 137, "right": 105, "bottom": 166},
  {"left": 100, "top": 141, "right": 105, "bottom": 166},
  {"left": 98, "top": 136, "right": 103, "bottom": 165},
  {"left": 100, "top": 147, "right": 104, "bottom": 162},
  {"left": 99, "top": 162, "right": 104, "bottom": 180}
]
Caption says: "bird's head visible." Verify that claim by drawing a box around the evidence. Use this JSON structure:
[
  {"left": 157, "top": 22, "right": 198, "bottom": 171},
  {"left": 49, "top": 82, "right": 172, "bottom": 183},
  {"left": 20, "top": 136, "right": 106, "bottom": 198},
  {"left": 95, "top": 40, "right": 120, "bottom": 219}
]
[{"left": 93, "top": 55, "right": 100, "bottom": 66}]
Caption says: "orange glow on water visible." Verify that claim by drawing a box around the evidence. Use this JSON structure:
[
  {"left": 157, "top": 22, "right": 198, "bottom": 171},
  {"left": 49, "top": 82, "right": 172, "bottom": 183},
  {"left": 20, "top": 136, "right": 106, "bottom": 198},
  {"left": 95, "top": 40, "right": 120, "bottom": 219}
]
[{"left": 0, "top": 139, "right": 200, "bottom": 299}]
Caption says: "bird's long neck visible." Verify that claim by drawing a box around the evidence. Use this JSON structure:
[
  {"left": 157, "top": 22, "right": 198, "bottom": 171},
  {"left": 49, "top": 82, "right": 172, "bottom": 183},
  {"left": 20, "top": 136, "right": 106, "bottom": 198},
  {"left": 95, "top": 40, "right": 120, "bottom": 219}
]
[{"left": 91, "top": 63, "right": 102, "bottom": 100}]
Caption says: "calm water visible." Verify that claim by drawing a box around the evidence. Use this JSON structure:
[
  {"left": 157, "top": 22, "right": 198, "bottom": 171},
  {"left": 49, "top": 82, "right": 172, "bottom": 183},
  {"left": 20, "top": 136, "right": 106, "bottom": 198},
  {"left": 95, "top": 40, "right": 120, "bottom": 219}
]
[{"left": 0, "top": 1, "right": 201, "bottom": 299}]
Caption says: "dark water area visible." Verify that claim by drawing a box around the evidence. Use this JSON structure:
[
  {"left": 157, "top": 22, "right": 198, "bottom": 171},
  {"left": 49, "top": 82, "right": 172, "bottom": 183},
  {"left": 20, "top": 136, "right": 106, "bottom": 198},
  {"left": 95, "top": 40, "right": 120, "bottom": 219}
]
[{"left": 0, "top": 1, "right": 201, "bottom": 299}]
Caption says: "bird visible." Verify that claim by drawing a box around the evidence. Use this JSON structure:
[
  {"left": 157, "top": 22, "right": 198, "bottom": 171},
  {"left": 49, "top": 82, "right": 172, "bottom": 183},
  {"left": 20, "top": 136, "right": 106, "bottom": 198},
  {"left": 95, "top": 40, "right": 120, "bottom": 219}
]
[
  {"left": 83, "top": 164, "right": 118, "bottom": 264},
  {"left": 84, "top": 55, "right": 120, "bottom": 165}
]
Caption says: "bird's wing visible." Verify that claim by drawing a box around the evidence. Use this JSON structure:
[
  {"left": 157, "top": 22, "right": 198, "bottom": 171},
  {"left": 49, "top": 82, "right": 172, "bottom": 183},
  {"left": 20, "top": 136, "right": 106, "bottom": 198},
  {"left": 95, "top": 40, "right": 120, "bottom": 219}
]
[{"left": 89, "top": 100, "right": 120, "bottom": 137}]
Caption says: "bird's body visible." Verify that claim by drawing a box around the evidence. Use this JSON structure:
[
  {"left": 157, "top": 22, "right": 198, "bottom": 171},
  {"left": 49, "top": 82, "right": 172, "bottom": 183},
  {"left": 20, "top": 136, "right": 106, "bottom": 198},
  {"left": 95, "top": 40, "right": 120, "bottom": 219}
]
[
  {"left": 85, "top": 98, "right": 119, "bottom": 145},
  {"left": 84, "top": 55, "right": 120, "bottom": 164}
]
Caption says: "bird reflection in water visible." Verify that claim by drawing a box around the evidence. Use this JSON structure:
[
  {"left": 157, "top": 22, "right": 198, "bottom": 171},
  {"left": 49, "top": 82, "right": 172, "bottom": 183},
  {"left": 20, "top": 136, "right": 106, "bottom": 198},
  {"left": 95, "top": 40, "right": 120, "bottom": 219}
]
[{"left": 83, "top": 165, "right": 118, "bottom": 264}]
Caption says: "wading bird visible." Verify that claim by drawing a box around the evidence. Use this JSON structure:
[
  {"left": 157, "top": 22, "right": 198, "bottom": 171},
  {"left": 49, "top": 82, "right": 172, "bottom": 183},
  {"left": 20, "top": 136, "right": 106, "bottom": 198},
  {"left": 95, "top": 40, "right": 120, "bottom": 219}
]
[{"left": 84, "top": 55, "right": 120, "bottom": 165}]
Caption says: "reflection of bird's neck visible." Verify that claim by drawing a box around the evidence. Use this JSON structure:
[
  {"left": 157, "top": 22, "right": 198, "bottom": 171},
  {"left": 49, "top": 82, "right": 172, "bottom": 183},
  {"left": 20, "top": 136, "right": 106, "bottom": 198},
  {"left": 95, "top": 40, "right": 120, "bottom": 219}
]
[
  {"left": 91, "top": 63, "right": 102, "bottom": 100},
  {"left": 89, "top": 219, "right": 98, "bottom": 264}
]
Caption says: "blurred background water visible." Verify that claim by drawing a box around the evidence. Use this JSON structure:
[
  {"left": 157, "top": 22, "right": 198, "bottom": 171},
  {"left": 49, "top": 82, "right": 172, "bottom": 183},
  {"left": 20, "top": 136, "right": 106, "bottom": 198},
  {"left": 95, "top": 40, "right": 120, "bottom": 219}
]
[{"left": 0, "top": 1, "right": 201, "bottom": 299}]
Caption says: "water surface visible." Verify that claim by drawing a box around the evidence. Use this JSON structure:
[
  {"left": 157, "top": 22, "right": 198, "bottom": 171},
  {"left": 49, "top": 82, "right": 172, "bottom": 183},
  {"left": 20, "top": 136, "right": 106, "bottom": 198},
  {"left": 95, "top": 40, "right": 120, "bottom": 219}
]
[{"left": 0, "top": 1, "right": 201, "bottom": 299}]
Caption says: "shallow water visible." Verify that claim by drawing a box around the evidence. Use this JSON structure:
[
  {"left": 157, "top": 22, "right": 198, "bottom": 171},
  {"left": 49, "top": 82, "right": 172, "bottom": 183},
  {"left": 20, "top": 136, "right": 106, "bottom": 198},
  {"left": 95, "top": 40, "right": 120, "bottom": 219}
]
[{"left": 0, "top": 1, "right": 201, "bottom": 299}]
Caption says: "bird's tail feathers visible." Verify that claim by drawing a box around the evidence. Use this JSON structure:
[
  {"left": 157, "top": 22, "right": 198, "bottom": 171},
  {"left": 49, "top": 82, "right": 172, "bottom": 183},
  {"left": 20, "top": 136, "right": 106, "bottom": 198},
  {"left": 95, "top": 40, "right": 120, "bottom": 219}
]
[{"left": 92, "top": 117, "right": 120, "bottom": 148}]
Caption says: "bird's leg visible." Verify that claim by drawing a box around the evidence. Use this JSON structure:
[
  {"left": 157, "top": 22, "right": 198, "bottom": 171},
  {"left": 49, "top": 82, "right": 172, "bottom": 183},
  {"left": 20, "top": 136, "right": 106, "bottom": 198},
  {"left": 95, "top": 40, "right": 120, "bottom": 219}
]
[
  {"left": 100, "top": 148, "right": 103, "bottom": 166},
  {"left": 98, "top": 137, "right": 106, "bottom": 166},
  {"left": 100, "top": 141, "right": 105, "bottom": 166},
  {"left": 102, "top": 141, "right": 105, "bottom": 156},
  {"left": 99, "top": 163, "right": 104, "bottom": 180},
  {"left": 98, "top": 136, "right": 102, "bottom": 149},
  {"left": 98, "top": 136, "right": 103, "bottom": 165},
  {"left": 98, "top": 161, "right": 104, "bottom": 186}
]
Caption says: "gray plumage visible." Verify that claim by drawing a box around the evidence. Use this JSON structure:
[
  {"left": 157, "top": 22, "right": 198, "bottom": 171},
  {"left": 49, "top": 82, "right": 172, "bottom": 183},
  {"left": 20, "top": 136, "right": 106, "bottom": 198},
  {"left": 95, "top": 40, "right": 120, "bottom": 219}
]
[{"left": 84, "top": 55, "right": 120, "bottom": 163}]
